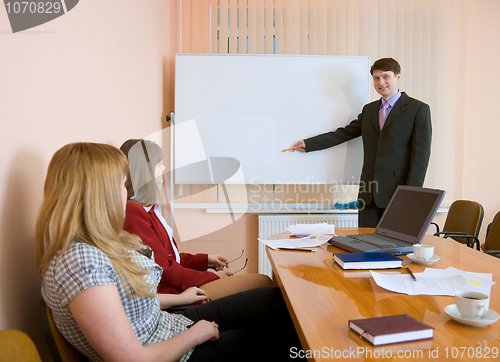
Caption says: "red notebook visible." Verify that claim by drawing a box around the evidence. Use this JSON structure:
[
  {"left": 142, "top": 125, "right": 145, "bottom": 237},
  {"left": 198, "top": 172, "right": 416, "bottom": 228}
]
[{"left": 348, "top": 314, "right": 434, "bottom": 346}]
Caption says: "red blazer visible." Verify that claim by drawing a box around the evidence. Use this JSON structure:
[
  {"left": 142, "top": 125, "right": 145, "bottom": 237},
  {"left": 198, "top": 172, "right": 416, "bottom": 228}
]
[{"left": 123, "top": 202, "right": 219, "bottom": 294}]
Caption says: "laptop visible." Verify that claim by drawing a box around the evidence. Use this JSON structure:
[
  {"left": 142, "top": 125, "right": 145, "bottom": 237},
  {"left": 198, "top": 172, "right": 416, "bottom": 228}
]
[{"left": 328, "top": 186, "right": 445, "bottom": 255}]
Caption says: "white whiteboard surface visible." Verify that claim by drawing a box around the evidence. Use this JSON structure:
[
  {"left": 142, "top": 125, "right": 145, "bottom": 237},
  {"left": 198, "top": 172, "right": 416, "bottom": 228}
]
[{"left": 174, "top": 54, "right": 370, "bottom": 184}]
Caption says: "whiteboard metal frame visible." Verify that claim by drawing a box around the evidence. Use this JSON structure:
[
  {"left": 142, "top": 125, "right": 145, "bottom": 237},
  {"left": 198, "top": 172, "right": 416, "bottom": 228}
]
[{"left": 170, "top": 111, "right": 175, "bottom": 228}]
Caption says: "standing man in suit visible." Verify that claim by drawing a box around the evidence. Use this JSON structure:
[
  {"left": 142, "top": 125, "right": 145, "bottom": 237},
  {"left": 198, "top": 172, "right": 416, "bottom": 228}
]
[{"left": 293, "top": 58, "right": 431, "bottom": 227}]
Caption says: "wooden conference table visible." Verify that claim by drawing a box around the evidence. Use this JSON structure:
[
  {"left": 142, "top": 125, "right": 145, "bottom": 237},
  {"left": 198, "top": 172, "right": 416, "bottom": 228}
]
[{"left": 266, "top": 228, "right": 500, "bottom": 361}]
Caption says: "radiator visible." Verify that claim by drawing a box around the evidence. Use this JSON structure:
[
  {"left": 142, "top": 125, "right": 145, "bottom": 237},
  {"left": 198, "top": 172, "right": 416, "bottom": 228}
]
[{"left": 258, "top": 214, "right": 358, "bottom": 276}]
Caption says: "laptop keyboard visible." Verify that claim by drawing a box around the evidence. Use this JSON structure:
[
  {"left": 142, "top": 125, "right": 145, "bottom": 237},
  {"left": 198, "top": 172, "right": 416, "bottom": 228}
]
[{"left": 349, "top": 234, "right": 410, "bottom": 249}]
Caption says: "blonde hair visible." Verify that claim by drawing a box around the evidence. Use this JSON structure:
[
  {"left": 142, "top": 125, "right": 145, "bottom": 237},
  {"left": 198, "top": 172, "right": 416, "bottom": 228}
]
[
  {"left": 35, "top": 142, "right": 154, "bottom": 298},
  {"left": 120, "top": 139, "right": 164, "bottom": 207}
]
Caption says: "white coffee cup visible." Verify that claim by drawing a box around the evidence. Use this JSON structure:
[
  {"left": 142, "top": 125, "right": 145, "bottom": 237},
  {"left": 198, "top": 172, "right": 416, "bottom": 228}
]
[
  {"left": 455, "top": 291, "right": 490, "bottom": 320},
  {"left": 412, "top": 244, "right": 434, "bottom": 259}
]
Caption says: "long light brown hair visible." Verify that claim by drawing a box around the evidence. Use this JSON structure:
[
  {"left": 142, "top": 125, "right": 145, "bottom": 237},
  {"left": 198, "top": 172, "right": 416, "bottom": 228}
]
[
  {"left": 120, "top": 139, "right": 164, "bottom": 207},
  {"left": 35, "top": 142, "right": 154, "bottom": 297}
]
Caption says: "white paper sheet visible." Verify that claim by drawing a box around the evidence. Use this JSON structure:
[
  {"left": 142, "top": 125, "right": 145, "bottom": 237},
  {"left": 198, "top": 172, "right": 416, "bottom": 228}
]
[
  {"left": 370, "top": 267, "right": 495, "bottom": 296},
  {"left": 259, "top": 234, "right": 332, "bottom": 250},
  {"left": 286, "top": 223, "right": 335, "bottom": 237}
]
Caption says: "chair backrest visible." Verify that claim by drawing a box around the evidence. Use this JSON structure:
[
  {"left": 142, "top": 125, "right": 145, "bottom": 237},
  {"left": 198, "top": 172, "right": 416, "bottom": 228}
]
[
  {"left": 443, "top": 200, "right": 484, "bottom": 243},
  {"left": 0, "top": 329, "right": 42, "bottom": 362},
  {"left": 39, "top": 299, "right": 87, "bottom": 362},
  {"left": 483, "top": 212, "right": 500, "bottom": 252}
]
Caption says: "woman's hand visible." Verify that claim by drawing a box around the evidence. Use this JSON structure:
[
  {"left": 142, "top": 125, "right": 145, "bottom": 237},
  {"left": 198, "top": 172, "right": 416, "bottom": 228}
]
[
  {"left": 214, "top": 269, "right": 233, "bottom": 278},
  {"left": 189, "top": 320, "right": 219, "bottom": 343},
  {"left": 208, "top": 254, "right": 228, "bottom": 271},
  {"left": 158, "top": 287, "right": 207, "bottom": 309},
  {"left": 179, "top": 287, "right": 208, "bottom": 305}
]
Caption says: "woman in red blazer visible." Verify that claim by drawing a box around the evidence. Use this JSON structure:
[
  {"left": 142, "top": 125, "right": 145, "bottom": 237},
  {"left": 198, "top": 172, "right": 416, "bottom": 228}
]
[{"left": 121, "top": 139, "right": 272, "bottom": 299}]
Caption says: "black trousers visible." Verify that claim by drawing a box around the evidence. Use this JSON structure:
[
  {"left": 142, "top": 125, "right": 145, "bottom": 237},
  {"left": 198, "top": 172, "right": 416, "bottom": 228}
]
[
  {"left": 358, "top": 200, "right": 385, "bottom": 228},
  {"left": 177, "top": 286, "right": 304, "bottom": 362}
]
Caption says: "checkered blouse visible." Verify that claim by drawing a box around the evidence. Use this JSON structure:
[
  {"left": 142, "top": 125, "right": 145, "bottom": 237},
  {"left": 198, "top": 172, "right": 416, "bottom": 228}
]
[{"left": 41, "top": 242, "right": 194, "bottom": 361}]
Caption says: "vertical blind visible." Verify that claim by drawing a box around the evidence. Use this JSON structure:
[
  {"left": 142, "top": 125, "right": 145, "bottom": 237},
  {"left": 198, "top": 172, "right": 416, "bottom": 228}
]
[{"left": 177, "top": 0, "right": 483, "bottom": 206}]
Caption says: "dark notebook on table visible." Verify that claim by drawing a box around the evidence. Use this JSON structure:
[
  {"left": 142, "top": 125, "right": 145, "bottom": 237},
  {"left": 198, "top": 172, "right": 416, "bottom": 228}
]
[
  {"left": 348, "top": 314, "right": 434, "bottom": 346},
  {"left": 328, "top": 186, "right": 445, "bottom": 255}
]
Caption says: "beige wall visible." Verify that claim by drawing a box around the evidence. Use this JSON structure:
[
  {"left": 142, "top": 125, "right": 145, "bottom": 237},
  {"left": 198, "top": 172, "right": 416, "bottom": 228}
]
[
  {"left": 2, "top": 0, "right": 500, "bottom": 360},
  {"left": 0, "top": 0, "right": 179, "bottom": 359},
  {"left": 452, "top": 0, "right": 500, "bottom": 240},
  {"left": 432, "top": 0, "right": 500, "bottom": 239}
]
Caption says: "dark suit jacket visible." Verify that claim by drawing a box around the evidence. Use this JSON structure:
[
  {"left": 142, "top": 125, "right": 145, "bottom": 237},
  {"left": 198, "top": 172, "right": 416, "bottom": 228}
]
[
  {"left": 124, "top": 202, "right": 219, "bottom": 295},
  {"left": 304, "top": 92, "right": 431, "bottom": 208}
]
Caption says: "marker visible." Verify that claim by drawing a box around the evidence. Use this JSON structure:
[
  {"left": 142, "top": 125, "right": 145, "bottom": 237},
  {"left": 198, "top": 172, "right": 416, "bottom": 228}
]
[
  {"left": 406, "top": 266, "right": 417, "bottom": 281},
  {"left": 278, "top": 248, "right": 316, "bottom": 252},
  {"left": 281, "top": 148, "right": 295, "bottom": 152}
]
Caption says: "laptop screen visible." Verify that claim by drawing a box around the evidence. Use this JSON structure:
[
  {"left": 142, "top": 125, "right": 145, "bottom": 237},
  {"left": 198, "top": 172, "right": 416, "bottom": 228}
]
[{"left": 376, "top": 186, "right": 445, "bottom": 243}]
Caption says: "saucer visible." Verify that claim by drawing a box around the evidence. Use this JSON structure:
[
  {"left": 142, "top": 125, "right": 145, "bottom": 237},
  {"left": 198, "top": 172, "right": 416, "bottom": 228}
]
[
  {"left": 407, "top": 253, "right": 440, "bottom": 265},
  {"left": 444, "top": 304, "right": 499, "bottom": 328}
]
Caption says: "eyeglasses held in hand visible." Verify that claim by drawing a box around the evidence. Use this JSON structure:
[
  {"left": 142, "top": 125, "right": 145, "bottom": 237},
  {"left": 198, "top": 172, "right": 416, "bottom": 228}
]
[
  {"left": 232, "top": 258, "right": 248, "bottom": 274},
  {"left": 227, "top": 249, "right": 244, "bottom": 264}
]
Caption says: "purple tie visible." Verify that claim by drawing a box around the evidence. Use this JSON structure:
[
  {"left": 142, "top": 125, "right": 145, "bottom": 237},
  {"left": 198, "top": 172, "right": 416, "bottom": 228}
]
[{"left": 379, "top": 100, "right": 391, "bottom": 130}]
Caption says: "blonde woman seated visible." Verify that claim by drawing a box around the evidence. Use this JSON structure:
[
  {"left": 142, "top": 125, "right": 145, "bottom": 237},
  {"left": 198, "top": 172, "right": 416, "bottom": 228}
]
[
  {"left": 36, "top": 142, "right": 302, "bottom": 361},
  {"left": 120, "top": 139, "right": 272, "bottom": 301}
]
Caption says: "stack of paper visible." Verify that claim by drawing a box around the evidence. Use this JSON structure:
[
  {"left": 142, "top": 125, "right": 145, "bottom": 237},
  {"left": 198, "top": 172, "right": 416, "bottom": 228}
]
[
  {"left": 286, "top": 223, "right": 335, "bottom": 237},
  {"left": 259, "top": 234, "right": 332, "bottom": 250},
  {"left": 370, "top": 267, "right": 495, "bottom": 296}
]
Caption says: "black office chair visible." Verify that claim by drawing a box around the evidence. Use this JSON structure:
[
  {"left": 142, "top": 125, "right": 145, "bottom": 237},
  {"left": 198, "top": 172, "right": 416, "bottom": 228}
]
[{"left": 432, "top": 200, "right": 484, "bottom": 250}]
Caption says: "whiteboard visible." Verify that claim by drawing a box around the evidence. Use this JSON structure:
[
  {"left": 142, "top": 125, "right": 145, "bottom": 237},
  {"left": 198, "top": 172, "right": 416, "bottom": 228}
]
[{"left": 174, "top": 54, "right": 370, "bottom": 185}]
